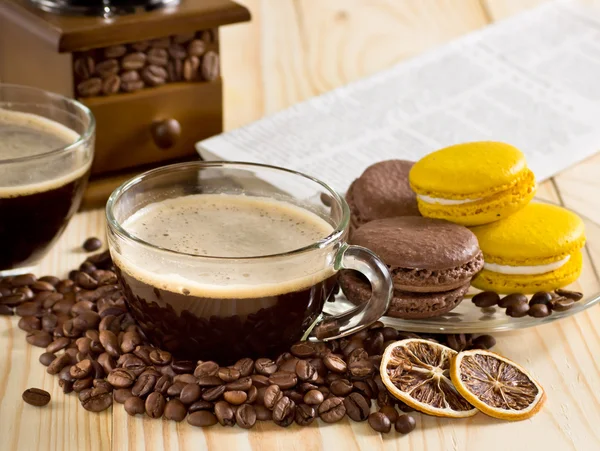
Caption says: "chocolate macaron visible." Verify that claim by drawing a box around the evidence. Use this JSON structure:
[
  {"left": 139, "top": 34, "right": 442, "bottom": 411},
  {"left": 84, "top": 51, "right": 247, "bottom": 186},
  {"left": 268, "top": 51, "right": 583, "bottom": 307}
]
[
  {"left": 339, "top": 217, "right": 484, "bottom": 319},
  {"left": 346, "top": 160, "right": 420, "bottom": 232}
]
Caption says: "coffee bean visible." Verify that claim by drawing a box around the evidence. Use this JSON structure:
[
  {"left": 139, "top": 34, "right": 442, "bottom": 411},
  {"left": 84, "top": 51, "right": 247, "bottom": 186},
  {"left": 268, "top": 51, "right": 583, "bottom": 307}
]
[
  {"left": 471, "top": 335, "right": 496, "bottom": 350},
  {"left": 250, "top": 374, "right": 270, "bottom": 388},
  {"left": 506, "top": 302, "right": 530, "bottom": 318},
  {"left": 99, "top": 315, "right": 120, "bottom": 334},
  {"left": 174, "top": 373, "right": 197, "bottom": 385},
  {"left": 499, "top": 293, "right": 527, "bottom": 308},
  {"left": 272, "top": 396, "right": 295, "bottom": 427},
  {"left": 119, "top": 331, "right": 142, "bottom": 354},
  {"left": 344, "top": 392, "right": 370, "bottom": 422},
  {"left": 97, "top": 353, "right": 116, "bottom": 374},
  {"left": 59, "top": 379, "right": 73, "bottom": 394},
  {"left": 150, "top": 36, "right": 171, "bottom": 49},
  {"left": 122, "top": 80, "right": 145, "bottom": 93},
  {"left": 124, "top": 396, "right": 145, "bottom": 416},
  {"left": 197, "top": 376, "right": 223, "bottom": 387},
  {"left": 295, "top": 359, "right": 317, "bottom": 382},
  {"left": 223, "top": 390, "right": 247, "bottom": 405},
  {"left": 72, "top": 311, "right": 101, "bottom": 331},
  {"left": 71, "top": 301, "right": 94, "bottom": 316},
  {"left": 553, "top": 297, "right": 575, "bottom": 312},
  {"left": 149, "top": 349, "right": 172, "bottom": 366},
  {"left": 318, "top": 396, "right": 346, "bottom": 423},
  {"left": 113, "top": 388, "right": 133, "bottom": 404},
  {"left": 379, "top": 405, "right": 399, "bottom": 423},
  {"left": 189, "top": 400, "right": 213, "bottom": 413},
  {"left": 225, "top": 376, "right": 252, "bottom": 391},
  {"left": 290, "top": 342, "right": 315, "bottom": 358},
  {"left": 255, "top": 405, "right": 272, "bottom": 421},
  {"left": 101, "top": 75, "right": 121, "bottom": 95},
  {"left": 349, "top": 359, "right": 374, "bottom": 379},
  {"left": 233, "top": 358, "right": 254, "bottom": 377},
  {"left": 39, "top": 352, "right": 56, "bottom": 367},
  {"left": 330, "top": 378, "right": 353, "bottom": 396},
  {"left": 218, "top": 367, "right": 240, "bottom": 382},
  {"left": 141, "top": 65, "right": 168, "bottom": 87},
  {"left": 182, "top": 56, "right": 200, "bottom": 81},
  {"left": 303, "top": 389, "right": 324, "bottom": 405},
  {"left": 104, "top": 45, "right": 127, "bottom": 58},
  {"left": 145, "top": 392, "right": 166, "bottom": 419},
  {"left": 19, "top": 316, "right": 41, "bottom": 332},
  {"left": 472, "top": 291, "right": 500, "bottom": 307},
  {"left": 194, "top": 361, "right": 219, "bottom": 377},
  {"left": 147, "top": 48, "right": 168, "bottom": 66},
  {"left": 395, "top": 414, "right": 416, "bottom": 434},
  {"left": 364, "top": 332, "right": 385, "bottom": 355},
  {"left": 74, "top": 56, "right": 95, "bottom": 79},
  {"left": 264, "top": 385, "right": 283, "bottom": 409},
  {"left": 93, "top": 379, "right": 112, "bottom": 392},
  {"left": 201, "top": 51, "right": 220, "bottom": 81},
  {"left": 22, "top": 388, "right": 51, "bottom": 407},
  {"left": 81, "top": 387, "right": 112, "bottom": 412},
  {"left": 99, "top": 330, "right": 120, "bottom": 357},
  {"left": 163, "top": 398, "right": 187, "bottom": 422},
  {"left": 528, "top": 303, "right": 551, "bottom": 318},
  {"left": 555, "top": 288, "right": 583, "bottom": 301},
  {"left": 167, "top": 43, "right": 187, "bottom": 60},
  {"left": 323, "top": 354, "right": 347, "bottom": 373},
  {"left": 368, "top": 411, "right": 391, "bottom": 433},
  {"left": 255, "top": 358, "right": 278, "bottom": 376},
  {"left": 166, "top": 381, "right": 186, "bottom": 397},
  {"left": 0, "top": 305, "right": 13, "bottom": 315},
  {"left": 27, "top": 330, "right": 52, "bottom": 348},
  {"left": 31, "top": 281, "right": 56, "bottom": 293},
  {"left": 131, "top": 373, "right": 156, "bottom": 397},
  {"left": 353, "top": 381, "right": 374, "bottom": 400},
  {"left": 70, "top": 359, "right": 93, "bottom": 379},
  {"left": 11, "top": 273, "right": 36, "bottom": 286},
  {"left": 446, "top": 334, "right": 469, "bottom": 352},
  {"left": 529, "top": 291, "right": 553, "bottom": 307},
  {"left": 235, "top": 404, "right": 257, "bottom": 429},
  {"left": 268, "top": 371, "right": 297, "bottom": 389},
  {"left": 188, "top": 410, "right": 218, "bottom": 427},
  {"left": 180, "top": 383, "right": 202, "bottom": 404},
  {"left": 107, "top": 368, "right": 135, "bottom": 388},
  {"left": 275, "top": 352, "right": 293, "bottom": 367},
  {"left": 171, "top": 360, "right": 195, "bottom": 374},
  {"left": 82, "top": 237, "right": 102, "bottom": 252},
  {"left": 96, "top": 59, "right": 119, "bottom": 78},
  {"left": 73, "top": 377, "right": 93, "bottom": 393},
  {"left": 1, "top": 294, "right": 25, "bottom": 308},
  {"left": 202, "top": 385, "right": 225, "bottom": 401},
  {"left": 187, "top": 39, "right": 206, "bottom": 57},
  {"left": 214, "top": 401, "right": 236, "bottom": 426},
  {"left": 16, "top": 302, "right": 42, "bottom": 317}
]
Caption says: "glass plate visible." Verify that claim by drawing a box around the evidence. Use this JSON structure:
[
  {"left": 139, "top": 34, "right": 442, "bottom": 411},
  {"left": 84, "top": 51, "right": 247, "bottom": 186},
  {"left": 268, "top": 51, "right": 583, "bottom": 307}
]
[{"left": 323, "top": 205, "right": 600, "bottom": 334}]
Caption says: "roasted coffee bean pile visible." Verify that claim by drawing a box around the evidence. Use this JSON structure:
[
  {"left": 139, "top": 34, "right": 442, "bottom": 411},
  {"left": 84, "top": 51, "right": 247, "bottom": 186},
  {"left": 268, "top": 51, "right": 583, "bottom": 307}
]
[
  {"left": 472, "top": 289, "right": 583, "bottom": 318},
  {"left": 2, "top": 250, "right": 496, "bottom": 433},
  {"left": 73, "top": 29, "right": 219, "bottom": 98}
]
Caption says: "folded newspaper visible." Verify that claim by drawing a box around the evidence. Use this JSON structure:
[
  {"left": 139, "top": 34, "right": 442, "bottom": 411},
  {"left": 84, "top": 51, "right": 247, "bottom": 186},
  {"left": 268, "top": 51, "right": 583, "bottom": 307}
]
[{"left": 198, "top": 0, "right": 600, "bottom": 195}]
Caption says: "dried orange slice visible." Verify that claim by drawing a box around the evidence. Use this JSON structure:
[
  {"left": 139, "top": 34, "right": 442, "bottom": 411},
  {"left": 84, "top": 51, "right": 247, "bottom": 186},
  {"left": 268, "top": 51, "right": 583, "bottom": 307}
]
[
  {"left": 450, "top": 349, "right": 546, "bottom": 421},
  {"left": 380, "top": 339, "right": 478, "bottom": 418}
]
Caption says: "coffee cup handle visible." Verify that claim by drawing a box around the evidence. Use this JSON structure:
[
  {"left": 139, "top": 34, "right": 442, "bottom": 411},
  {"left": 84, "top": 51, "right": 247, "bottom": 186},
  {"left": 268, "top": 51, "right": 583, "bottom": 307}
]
[{"left": 309, "top": 244, "right": 392, "bottom": 341}]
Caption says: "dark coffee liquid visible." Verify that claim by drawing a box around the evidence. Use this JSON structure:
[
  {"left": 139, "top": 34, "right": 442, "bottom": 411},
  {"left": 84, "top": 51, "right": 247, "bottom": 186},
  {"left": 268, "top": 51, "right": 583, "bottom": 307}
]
[
  {"left": 117, "top": 266, "right": 336, "bottom": 362},
  {"left": 0, "top": 110, "right": 88, "bottom": 271},
  {"left": 115, "top": 193, "right": 337, "bottom": 363},
  {"left": 0, "top": 175, "right": 88, "bottom": 270}
]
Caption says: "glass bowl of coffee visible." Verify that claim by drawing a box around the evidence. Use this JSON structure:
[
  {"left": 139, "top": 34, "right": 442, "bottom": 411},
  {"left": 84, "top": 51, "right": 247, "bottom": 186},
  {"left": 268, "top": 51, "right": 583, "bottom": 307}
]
[
  {"left": 0, "top": 84, "right": 95, "bottom": 275},
  {"left": 106, "top": 161, "right": 392, "bottom": 363}
]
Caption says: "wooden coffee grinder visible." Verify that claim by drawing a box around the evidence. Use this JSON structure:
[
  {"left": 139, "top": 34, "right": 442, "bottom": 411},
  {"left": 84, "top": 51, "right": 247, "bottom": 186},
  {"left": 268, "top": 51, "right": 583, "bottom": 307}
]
[{"left": 0, "top": 0, "right": 250, "bottom": 207}]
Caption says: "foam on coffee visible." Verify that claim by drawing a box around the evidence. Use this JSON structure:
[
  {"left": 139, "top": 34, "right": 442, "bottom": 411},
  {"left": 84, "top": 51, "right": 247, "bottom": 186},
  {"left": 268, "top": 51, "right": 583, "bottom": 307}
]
[
  {"left": 0, "top": 109, "right": 89, "bottom": 197},
  {"left": 115, "top": 194, "right": 338, "bottom": 299}
]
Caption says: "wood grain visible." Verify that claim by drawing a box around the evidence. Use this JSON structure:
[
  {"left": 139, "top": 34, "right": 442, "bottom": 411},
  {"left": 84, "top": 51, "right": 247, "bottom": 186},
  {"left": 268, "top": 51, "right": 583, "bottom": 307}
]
[{"left": 3, "top": 1, "right": 600, "bottom": 450}]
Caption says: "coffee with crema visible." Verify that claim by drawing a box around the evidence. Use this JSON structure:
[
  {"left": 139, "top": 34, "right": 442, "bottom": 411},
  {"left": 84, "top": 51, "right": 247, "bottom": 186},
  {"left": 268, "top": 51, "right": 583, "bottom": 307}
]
[
  {"left": 114, "top": 194, "right": 338, "bottom": 362},
  {"left": 0, "top": 110, "right": 89, "bottom": 271}
]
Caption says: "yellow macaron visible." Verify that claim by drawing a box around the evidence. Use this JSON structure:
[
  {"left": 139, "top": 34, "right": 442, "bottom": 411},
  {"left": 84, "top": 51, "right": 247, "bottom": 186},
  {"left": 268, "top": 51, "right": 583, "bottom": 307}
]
[
  {"left": 470, "top": 202, "right": 586, "bottom": 294},
  {"left": 409, "top": 142, "right": 537, "bottom": 226}
]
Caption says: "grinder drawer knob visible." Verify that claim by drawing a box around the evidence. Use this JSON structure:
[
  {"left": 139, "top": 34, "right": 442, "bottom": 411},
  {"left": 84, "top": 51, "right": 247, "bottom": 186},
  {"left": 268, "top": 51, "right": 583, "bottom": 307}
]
[{"left": 151, "top": 118, "right": 181, "bottom": 149}]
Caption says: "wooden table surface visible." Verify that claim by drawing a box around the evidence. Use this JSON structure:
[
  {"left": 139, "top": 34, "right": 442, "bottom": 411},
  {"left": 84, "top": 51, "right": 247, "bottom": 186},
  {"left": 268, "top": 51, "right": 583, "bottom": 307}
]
[{"left": 2, "top": 1, "right": 600, "bottom": 450}]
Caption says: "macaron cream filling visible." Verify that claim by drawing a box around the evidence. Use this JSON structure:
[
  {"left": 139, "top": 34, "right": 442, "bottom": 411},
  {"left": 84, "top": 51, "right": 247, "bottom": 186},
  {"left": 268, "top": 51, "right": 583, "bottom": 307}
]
[
  {"left": 483, "top": 255, "right": 571, "bottom": 275},
  {"left": 417, "top": 194, "right": 484, "bottom": 206}
]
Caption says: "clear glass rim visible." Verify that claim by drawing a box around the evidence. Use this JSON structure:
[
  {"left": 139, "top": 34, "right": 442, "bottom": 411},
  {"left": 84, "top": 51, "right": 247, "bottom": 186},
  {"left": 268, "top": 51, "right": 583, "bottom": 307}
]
[
  {"left": 0, "top": 83, "right": 96, "bottom": 165},
  {"left": 106, "top": 160, "right": 350, "bottom": 261}
]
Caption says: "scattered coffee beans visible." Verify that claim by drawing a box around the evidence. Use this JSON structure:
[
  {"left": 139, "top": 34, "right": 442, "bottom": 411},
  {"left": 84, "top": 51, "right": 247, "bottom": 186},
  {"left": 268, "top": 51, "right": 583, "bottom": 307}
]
[
  {"left": 395, "top": 414, "right": 416, "bottom": 434},
  {"left": 83, "top": 237, "right": 102, "bottom": 252},
  {"left": 6, "top": 252, "right": 503, "bottom": 436},
  {"left": 472, "top": 291, "right": 500, "bottom": 307},
  {"left": 22, "top": 388, "right": 51, "bottom": 407}
]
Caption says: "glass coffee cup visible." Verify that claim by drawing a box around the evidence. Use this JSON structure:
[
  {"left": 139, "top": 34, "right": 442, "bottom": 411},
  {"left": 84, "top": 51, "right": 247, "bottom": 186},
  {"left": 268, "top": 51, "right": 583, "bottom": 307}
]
[
  {"left": 106, "top": 161, "right": 392, "bottom": 363},
  {"left": 0, "top": 84, "right": 95, "bottom": 276}
]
